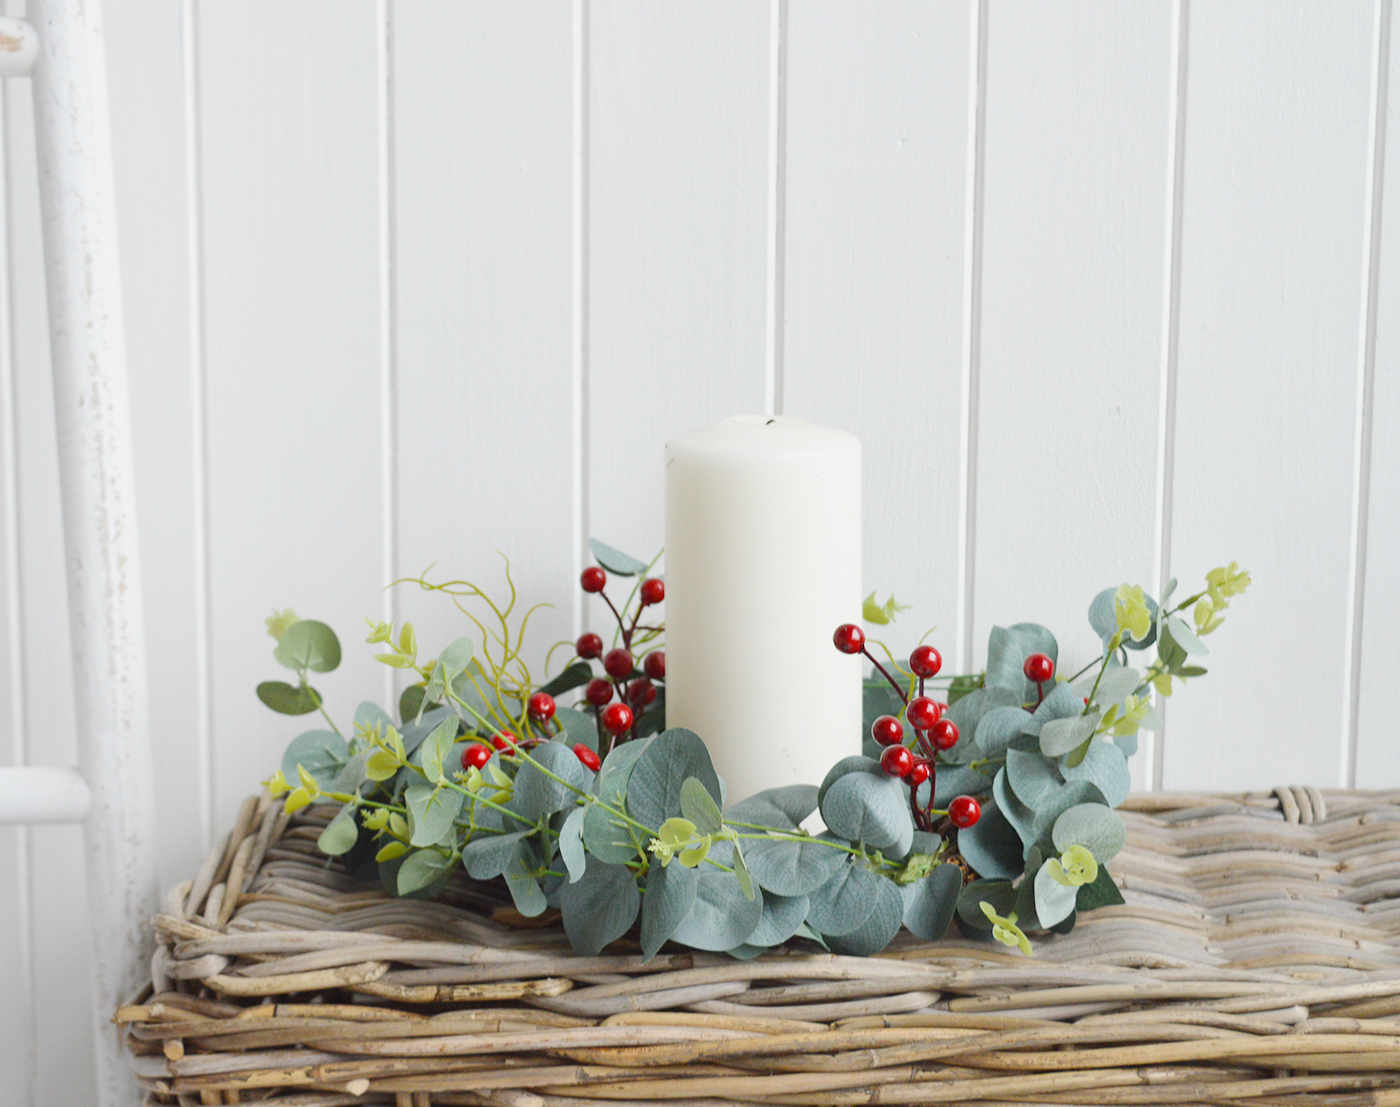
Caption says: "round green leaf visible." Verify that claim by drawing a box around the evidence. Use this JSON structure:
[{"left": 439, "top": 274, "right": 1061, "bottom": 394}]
[
  {"left": 588, "top": 538, "right": 650, "bottom": 577},
  {"left": 274, "top": 620, "right": 342, "bottom": 673},
  {"left": 561, "top": 860, "right": 641, "bottom": 955},
  {"left": 1022, "top": 681, "right": 1083, "bottom": 736},
  {"left": 1034, "top": 861, "right": 1079, "bottom": 928},
  {"left": 743, "top": 833, "right": 844, "bottom": 896},
  {"left": 515, "top": 741, "right": 590, "bottom": 821},
  {"left": 406, "top": 784, "right": 464, "bottom": 848},
  {"left": 258, "top": 681, "right": 320, "bottom": 716},
  {"left": 976, "top": 706, "right": 1034, "bottom": 757},
  {"left": 1039, "top": 712, "right": 1100, "bottom": 758},
  {"left": 462, "top": 829, "right": 529, "bottom": 880},
  {"left": 827, "top": 876, "right": 903, "bottom": 956},
  {"left": 806, "top": 860, "right": 879, "bottom": 937},
  {"left": 957, "top": 799, "right": 1023, "bottom": 880},
  {"left": 317, "top": 803, "right": 360, "bottom": 856},
  {"left": 747, "top": 892, "right": 809, "bottom": 947},
  {"left": 1060, "top": 740, "right": 1130, "bottom": 808},
  {"left": 736, "top": 784, "right": 819, "bottom": 826},
  {"left": 640, "top": 858, "right": 697, "bottom": 960},
  {"left": 626, "top": 729, "right": 722, "bottom": 831},
  {"left": 900, "top": 862, "right": 962, "bottom": 942},
  {"left": 818, "top": 756, "right": 880, "bottom": 806},
  {"left": 931, "top": 762, "right": 992, "bottom": 809},
  {"left": 281, "top": 729, "right": 350, "bottom": 789},
  {"left": 1005, "top": 746, "right": 1063, "bottom": 808},
  {"left": 397, "top": 849, "right": 451, "bottom": 896},
  {"left": 944, "top": 687, "right": 1020, "bottom": 763},
  {"left": 819, "top": 771, "right": 914, "bottom": 856},
  {"left": 991, "top": 768, "right": 1036, "bottom": 853},
  {"left": 558, "top": 807, "right": 587, "bottom": 883},
  {"left": 670, "top": 860, "right": 764, "bottom": 951},
  {"left": 504, "top": 841, "right": 548, "bottom": 918},
  {"left": 1030, "top": 780, "right": 1109, "bottom": 848},
  {"left": 1052, "top": 802, "right": 1126, "bottom": 862}
]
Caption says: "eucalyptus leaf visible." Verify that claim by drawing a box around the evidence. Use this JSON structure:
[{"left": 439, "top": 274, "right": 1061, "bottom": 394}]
[
  {"left": 957, "top": 799, "right": 1023, "bottom": 881},
  {"left": 681, "top": 777, "right": 724, "bottom": 835},
  {"left": 1040, "top": 712, "right": 1101, "bottom": 758},
  {"left": 504, "top": 841, "right": 548, "bottom": 918},
  {"left": 1029, "top": 781, "right": 1109, "bottom": 850},
  {"left": 747, "top": 892, "right": 810, "bottom": 947},
  {"left": 1052, "top": 802, "right": 1126, "bottom": 861},
  {"left": 819, "top": 770, "right": 914, "bottom": 856},
  {"left": 420, "top": 716, "right": 460, "bottom": 785},
  {"left": 985, "top": 623, "right": 1058, "bottom": 704},
  {"left": 554, "top": 707, "right": 598, "bottom": 752},
  {"left": 275, "top": 620, "right": 342, "bottom": 674},
  {"left": 818, "top": 756, "right": 880, "bottom": 805},
  {"left": 258, "top": 681, "right": 320, "bottom": 716},
  {"left": 588, "top": 538, "right": 650, "bottom": 577},
  {"left": 399, "top": 705, "right": 455, "bottom": 755},
  {"left": 806, "top": 860, "right": 880, "bottom": 937},
  {"left": 538, "top": 660, "right": 594, "bottom": 699},
  {"left": 354, "top": 700, "right": 395, "bottom": 736},
  {"left": 559, "top": 806, "right": 587, "bottom": 883},
  {"left": 640, "top": 858, "right": 697, "bottom": 960},
  {"left": 1005, "top": 746, "right": 1064, "bottom": 808},
  {"left": 1060, "top": 740, "right": 1131, "bottom": 808},
  {"left": 738, "top": 784, "right": 820, "bottom": 827},
  {"left": 317, "top": 803, "right": 360, "bottom": 856},
  {"left": 1166, "top": 614, "right": 1209, "bottom": 656},
  {"left": 976, "top": 706, "right": 1034, "bottom": 757},
  {"left": 436, "top": 636, "right": 474, "bottom": 678},
  {"left": 956, "top": 878, "right": 1015, "bottom": 934},
  {"left": 399, "top": 684, "right": 427, "bottom": 725},
  {"left": 900, "top": 862, "right": 962, "bottom": 942},
  {"left": 1034, "top": 861, "right": 1079, "bottom": 928},
  {"left": 1022, "top": 681, "right": 1082, "bottom": 736},
  {"left": 515, "top": 741, "right": 590, "bottom": 821},
  {"left": 281, "top": 730, "right": 350, "bottom": 790},
  {"left": 561, "top": 860, "right": 641, "bottom": 955},
  {"left": 744, "top": 832, "right": 844, "bottom": 896},
  {"left": 931, "top": 762, "right": 993, "bottom": 809},
  {"left": 627, "top": 729, "right": 722, "bottom": 831},
  {"left": 992, "top": 767, "right": 1037, "bottom": 852},
  {"left": 827, "top": 875, "right": 903, "bottom": 956},
  {"left": 397, "top": 849, "right": 451, "bottom": 896},
  {"left": 582, "top": 803, "right": 638, "bottom": 864},
  {"left": 461, "top": 829, "right": 529, "bottom": 880},
  {"left": 1088, "top": 587, "right": 1158, "bottom": 649},
  {"left": 406, "top": 784, "right": 464, "bottom": 848},
  {"left": 332, "top": 749, "right": 371, "bottom": 793},
  {"left": 670, "top": 860, "right": 764, "bottom": 951},
  {"left": 1077, "top": 864, "right": 1126, "bottom": 910},
  {"left": 1114, "top": 731, "right": 1139, "bottom": 758},
  {"left": 1078, "top": 664, "right": 1140, "bottom": 711},
  {"left": 945, "top": 687, "right": 1020, "bottom": 763}
]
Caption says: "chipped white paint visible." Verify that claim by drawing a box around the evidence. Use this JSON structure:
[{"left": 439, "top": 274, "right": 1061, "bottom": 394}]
[
  {"left": 0, "top": 18, "right": 36, "bottom": 78},
  {"left": 26, "top": 0, "right": 157, "bottom": 1104},
  {"left": 0, "top": 766, "right": 90, "bottom": 823}
]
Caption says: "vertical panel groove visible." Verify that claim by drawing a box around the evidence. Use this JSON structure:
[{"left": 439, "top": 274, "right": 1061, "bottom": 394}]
[
  {"left": 1151, "top": 0, "right": 1189, "bottom": 793},
  {"left": 0, "top": 54, "right": 35, "bottom": 1107},
  {"left": 377, "top": 0, "right": 398, "bottom": 703},
  {"left": 765, "top": 0, "right": 787, "bottom": 418},
  {"left": 182, "top": 0, "right": 214, "bottom": 853},
  {"left": 957, "top": 0, "right": 988, "bottom": 672},
  {"left": 573, "top": 0, "right": 591, "bottom": 634},
  {"left": 1343, "top": 0, "right": 1390, "bottom": 788}
]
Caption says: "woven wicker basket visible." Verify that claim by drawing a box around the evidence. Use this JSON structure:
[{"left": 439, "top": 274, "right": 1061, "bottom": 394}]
[{"left": 117, "top": 786, "right": 1400, "bottom": 1106}]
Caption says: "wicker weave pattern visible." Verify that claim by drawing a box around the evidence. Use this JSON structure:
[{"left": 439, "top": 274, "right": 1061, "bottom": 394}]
[{"left": 118, "top": 789, "right": 1400, "bottom": 1105}]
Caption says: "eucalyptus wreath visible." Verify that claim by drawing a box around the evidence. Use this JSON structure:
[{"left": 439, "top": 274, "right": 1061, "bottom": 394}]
[{"left": 260, "top": 546, "right": 1249, "bottom": 959}]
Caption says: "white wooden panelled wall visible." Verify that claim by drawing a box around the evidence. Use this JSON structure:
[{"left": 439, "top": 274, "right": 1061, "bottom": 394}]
[{"left": 1, "top": 0, "right": 1397, "bottom": 1100}]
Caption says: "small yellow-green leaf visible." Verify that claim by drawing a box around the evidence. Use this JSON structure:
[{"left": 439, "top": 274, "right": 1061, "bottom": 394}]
[{"left": 375, "top": 841, "right": 406, "bottom": 862}]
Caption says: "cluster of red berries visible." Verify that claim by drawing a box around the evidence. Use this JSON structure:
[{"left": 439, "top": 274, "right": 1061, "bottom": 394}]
[
  {"left": 834, "top": 623, "right": 982, "bottom": 833},
  {"left": 572, "top": 564, "right": 665, "bottom": 761}
]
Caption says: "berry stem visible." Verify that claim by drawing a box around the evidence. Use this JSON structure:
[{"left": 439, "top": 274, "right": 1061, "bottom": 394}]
[
  {"left": 600, "top": 591, "right": 630, "bottom": 644},
  {"left": 862, "top": 648, "right": 910, "bottom": 705}
]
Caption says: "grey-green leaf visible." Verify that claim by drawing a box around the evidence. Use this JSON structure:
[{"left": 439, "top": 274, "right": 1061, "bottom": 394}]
[
  {"left": 317, "top": 803, "right": 360, "bottom": 856},
  {"left": 1006, "top": 746, "right": 1064, "bottom": 808},
  {"left": 640, "top": 859, "right": 697, "bottom": 960},
  {"left": 1166, "top": 614, "right": 1209, "bottom": 656},
  {"left": 1034, "top": 861, "right": 1079, "bottom": 927},
  {"left": 819, "top": 770, "right": 914, "bottom": 857},
  {"left": 670, "top": 859, "right": 764, "bottom": 951},
  {"left": 1040, "top": 712, "right": 1101, "bottom": 758},
  {"left": 626, "top": 729, "right": 722, "bottom": 831},
  {"left": 1052, "top": 802, "right": 1126, "bottom": 861},
  {"left": 504, "top": 841, "right": 548, "bottom": 918},
  {"left": 420, "top": 716, "right": 460, "bottom": 785},
  {"left": 1079, "top": 663, "right": 1140, "bottom": 711},
  {"left": 1029, "top": 780, "right": 1109, "bottom": 848},
  {"left": 976, "top": 706, "right": 1034, "bottom": 757},
  {"left": 397, "top": 849, "right": 451, "bottom": 895},
  {"left": 406, "top": 784, "right": 464, "bottom": 848},
  {"left": 258, "top": 681, "right": 320, "bottom": 716},
  {"left": 681, "top": 776, "right": 724, "bottom": 835},
  {"left": 559, "top": 806, "right": 587, "bottom": 883},
  {"left": 900, "top": 862, "right": 963, "bottom": 942},
  {"left": 743, "top": 833, "right": 844, "bottom": 896},
  {"left": 514, "top": 741, "right": 589, "bottom": 821},
  {"left": 806, "top": 861, "right": 879, "bottom": 937},
  {"left": 992, "top": 767, "right": 1037, "bottom": 852},
  {"left": 827, "top": 875, "right": 903, "bottom": 956},
  {"left": 561, "top": 860, "right": 641, "bottom": 955},
  {"left": 274, "top": 620, "right": 342, "bottom": 674},
  {"left": 1060, "top": 740, "right": 1131, "bottom": 808},
  {"left": 957, "top": 799, "right": 1024, "bottom": 880},
  {"left": 461, "top": 829, "right": 529, "bottom": 880},
  {"left": 588, "top": 538, "right": 650, "bottom": 577},
  {"left": 747, "top": 892, "right": 809, "bottom": 947},
  {"left": 282, "top": 729, "right": 350, "bottom": 790}
]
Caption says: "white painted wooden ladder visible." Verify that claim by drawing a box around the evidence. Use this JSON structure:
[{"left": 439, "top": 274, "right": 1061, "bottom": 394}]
[{"left": 0, "top": 2, "right": 157, "bottom": 1105}]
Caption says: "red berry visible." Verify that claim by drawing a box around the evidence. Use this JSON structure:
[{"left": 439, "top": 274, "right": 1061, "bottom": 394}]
[
  {"left": 639, "top": 578, "right": 665, "bottom": 606},
  {"left": 910, "top": 645, "right": 943, "bottom": 678},
  {"left": 528, "top": 692, "right": 556, "bottom": 721},
  {"left": 581, "top": 566, "right": 607, "bottom": 593},
  {"left": 643, "top": 650, "right": 666, "bottom": 681},
  {"left": 907, "top": 696, "right": 942, "bottom": 730},
  {"left": 880, "top": 744, "right": 914, "bottom": 778},
  {"left": 491, "top": 731, "right": 517, "bottom": 752},
  {"left": 833, "top": 623, "right": 865, "bottom": 654},
  {"left": 949, "top": 795, "right": 982, "bottom": 829},
  {"left": 461, "top": 743, "right": 491, "bottom": 771},
  {"left": 906, "top": 761, "right": 931, "bottom": 787},
  {"left": 603, "top": 647, "right": 634, "bottom": 680},
  {"left": 930, "top": 718, "right": 960, "bottom": 750},
  {"left": 576, "top": 632, "right": 604, "bottom": 659},
  {"left": 1023, "top": 652, "right": 1055, "bottom": 683},
  {"left": 601, "top": 702, "right": 633, "bottom": 735},
  {"left": 871, "top": 714, "right": 904, "bottom": 747},
  {"left": 573, "top": 743, "right": 602, "bottom": 772},
  {"left": 584, "top": 677, "right": 614, "bottom": 707},
  {"left": 626, "top": 678, "right": 657, "bottom": 707}
]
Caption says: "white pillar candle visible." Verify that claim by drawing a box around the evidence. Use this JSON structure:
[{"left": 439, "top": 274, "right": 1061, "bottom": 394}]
[{"left": 665, "top": 416, "right": 862, "bottom": 803}]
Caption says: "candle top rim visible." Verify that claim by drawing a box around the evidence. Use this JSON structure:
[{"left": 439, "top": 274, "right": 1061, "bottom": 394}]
[{"left": 667, "top": 415, "right": 860, "bottom": 458}]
